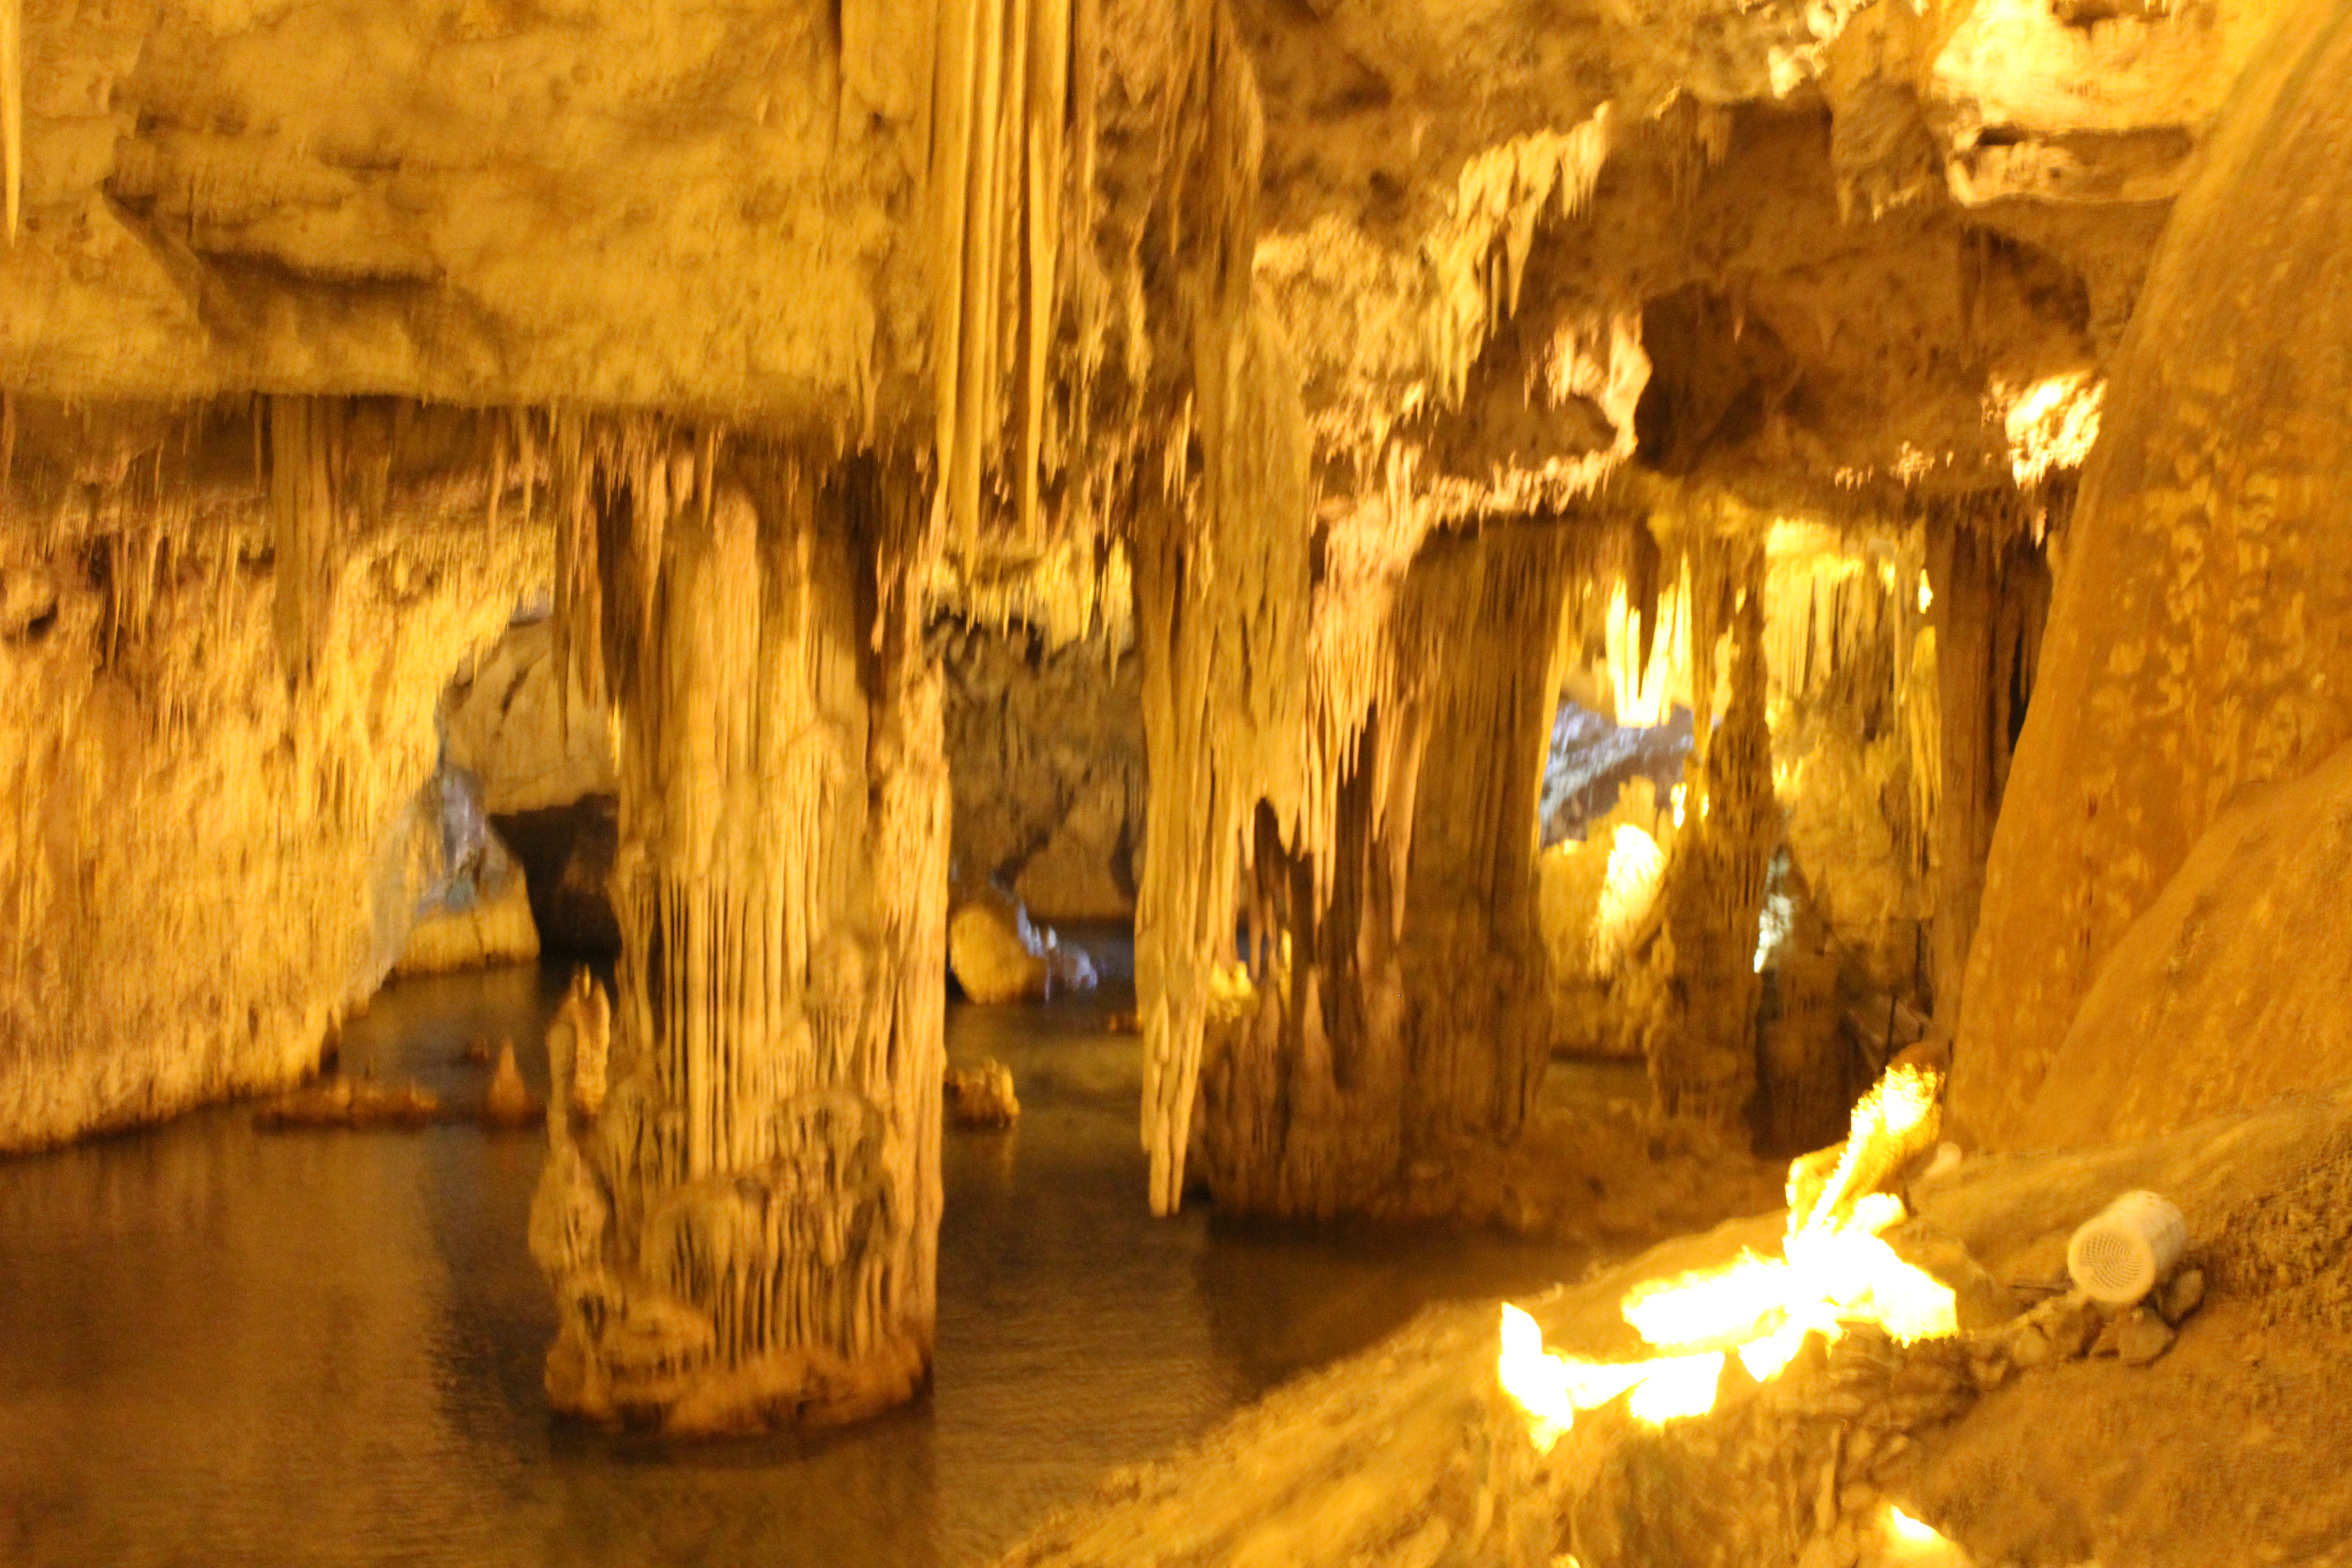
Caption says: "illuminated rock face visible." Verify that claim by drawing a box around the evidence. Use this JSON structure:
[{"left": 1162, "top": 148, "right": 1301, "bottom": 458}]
[
  {"left": 441, "top": 617, "right": 617, "bottom": 818},
  {"left": 0, "top": 400, "right": 544, "bottom": 1153},
  {"left": 1951, "top": 0, "right": 2352, "bottom": 1147},
  {"left": 530, "top": 444, "right": 946, "bottom": 1434},
  {"left": 0, "top": 1, "right": 919, "bottom": 419}
]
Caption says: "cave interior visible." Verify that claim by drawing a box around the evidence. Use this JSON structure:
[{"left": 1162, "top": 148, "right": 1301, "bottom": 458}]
[{"left": 7, "top": 0, "right": 2352, "bottom": 1563}]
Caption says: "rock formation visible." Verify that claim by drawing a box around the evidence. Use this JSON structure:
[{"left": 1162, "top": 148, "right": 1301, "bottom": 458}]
[
  {"left": 937, "top": 618, "right": 1143, "bottom": 924},
  {"left": 547, "top": 965, "right": 612, "bottom": 1121},
  {"left": 483, "top": 1040, "right": 539, "bottom": 1130},
  {"left": 3, "top": 0, "right": 2333, "bottom": 1482},
  {"left": 1950, "top": 0, "right": 2352, "bottom": 1148},
  {"left": 390, "top": 764, "right": 543, "bottom": 977},
  {"left": 524, "top": 437, "right": 950, "bottom": 1433},
  {"left": 949, "top": 882, "right": 1099, "bottom": 1004},
  {"left": 945, "top": 1059, "right": 1022, "bottom": 1129},
  {"left": 0, "top": 401, "right": 544, "bottom": 1153}
]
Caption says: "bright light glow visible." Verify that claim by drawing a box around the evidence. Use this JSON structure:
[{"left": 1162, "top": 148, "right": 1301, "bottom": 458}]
[
  {"left": 1737, "top": 1318, "right": 1813, "bottom": 1381},
  {"left": 1621, "top": 1250, "right": 1791, "bottom": 1348},
  {"left": 1793, "top": 1068, "right": 1940, "bottom": 1238},
  {"left": 1498, "top": 1305, "right": 1576, "bottom": 1452},
  {"left": 1592, "top": 824, "right": 1666, "bottom": 971},
  {"left": 1888, "top": 1505, "right": 1943, "bottom": 1545},
  {"left": 1497, "top": 1058, "right": 1960, "bottom": 1453},
  {"left": 1496, "top": 1306, "right": 1735, "bottom": 1446},
  {"left": 1916, "top": 572, "right": 1933, "bottom": 612},
  {"left": 1625, "top": 1352, "right": 1724, "bottom": 1423},
  {"left": 1605, "top": 574, "right": 1691, "bottom": 727},
  {"left": 1755, "top": 888, "right": 1795, "bottom": 973},
  {"left": 1670, "top": 782, "right": 1687, "bottom": 828},
  {"left": 1994, "top": 371, "right": 2105, "bottom": 487}
]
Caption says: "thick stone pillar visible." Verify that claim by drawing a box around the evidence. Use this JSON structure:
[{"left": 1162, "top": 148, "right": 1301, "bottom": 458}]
[
  {"left": 1924, "top": 515, "right": 1995, "bottom": 1029},
  {"left": 532, "top": 446, "right": 944, "bottom": 1434},
  {"left": 1189, "top": 523, "right": 1576, "bottom": 1216},
  {"left": 1642, "top": 555, "right": 1772, "bottom": 1131}
]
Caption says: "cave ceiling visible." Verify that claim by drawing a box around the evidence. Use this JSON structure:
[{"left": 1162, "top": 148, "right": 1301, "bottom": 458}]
[{"left": 0, "top": 0, "right": 2269, "bottom": 531}]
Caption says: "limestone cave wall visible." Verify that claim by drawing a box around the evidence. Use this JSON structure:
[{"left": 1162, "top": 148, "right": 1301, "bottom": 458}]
[
  {"left": 935, "top": 617, "right": 1143, "bottom": 924},
  {"left": 1951, "top": 0, "right": 2352, "bottom": 1148},
  {"left": 0, "top": 398, "right": 546, "bottom": 1152}
]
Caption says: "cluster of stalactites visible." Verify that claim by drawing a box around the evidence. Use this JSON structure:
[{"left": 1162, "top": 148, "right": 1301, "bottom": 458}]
[
  {"left": 924, "top": 0, "right": 1109, "bottom": 560},
  {"left": 1759, "top": 525, "right": 1928, "bottom": 723},
  {"left": 1760, "top": 521, "right": 1938, "bottom": 867},
  {"left": 2, "top": 393, "right": 511, "bottom": 760},
  {"left": 1425, "top": 106, "right": 1615, "bottom": 415},
  {"left": 1133, "top": 299, "right": 1315, "bottom": 1216},
  {"left": 542, "top": 411, "right": 722, "bottom": 728}
]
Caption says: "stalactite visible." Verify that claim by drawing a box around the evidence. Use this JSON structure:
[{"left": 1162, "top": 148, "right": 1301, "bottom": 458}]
[
  {"left": 1127, "top": 0, "right": 1320, "bottom": 1217},
  {"left": 925, "top": 0, "right": 1092, "bottom": 554},
  {"left": 1426, "top": 107, "right": 1615, "bottom": 412},
  {"left": 267, "top": 396, "right": 343, "bottom": 683},
  {"left": 1131, "top": 301, "right": 1314, "bottom": 1215}
]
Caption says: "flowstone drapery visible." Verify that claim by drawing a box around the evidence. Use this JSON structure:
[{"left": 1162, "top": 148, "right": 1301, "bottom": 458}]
[{"left": 530, "top": 437, "right": 946, "bottom": 1433}]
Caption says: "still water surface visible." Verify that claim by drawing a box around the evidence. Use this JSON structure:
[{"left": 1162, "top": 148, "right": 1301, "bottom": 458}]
[{"left": 0, "top": 962, "right": 1577, "bottom": 1567}]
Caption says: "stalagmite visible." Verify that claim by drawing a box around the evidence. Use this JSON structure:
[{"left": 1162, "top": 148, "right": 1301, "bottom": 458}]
[
  {"left": 485, "top": 1041, "right": 538, "bottom": 1128},
  {"left": 548, "top": 966, "right": 612, "bottom": 1120}
]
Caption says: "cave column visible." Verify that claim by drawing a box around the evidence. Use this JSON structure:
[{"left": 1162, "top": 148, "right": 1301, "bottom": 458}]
[
  {"left": 1644, "top": 549, "right": 1772, "bottom": 1131},
  {"left": 1185, "top": 522, "right": 1579, "bottom": 1216},
  {"left": 1395, "top": 527, "right": 1579, "bottom": 1151},
  {"left": 1926, "top": 514, "right": 1997, "bottom": 1029},
  {"left": 534, "top": 446, "right": 943, "bottom": 1434}
]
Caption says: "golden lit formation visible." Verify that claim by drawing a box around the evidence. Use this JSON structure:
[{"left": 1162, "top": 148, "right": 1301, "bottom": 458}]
[
  {"left": 1498, "top": 1061, "right": 1956, "bottom": 1450},
  {"left": 1994, "top": 372, "right": 2105, "bottom": 489}
]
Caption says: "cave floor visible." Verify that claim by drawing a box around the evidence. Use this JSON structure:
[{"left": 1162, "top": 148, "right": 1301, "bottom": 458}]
[{"left": 0, "top": 960, "right": 1584, "bottom": 1568}]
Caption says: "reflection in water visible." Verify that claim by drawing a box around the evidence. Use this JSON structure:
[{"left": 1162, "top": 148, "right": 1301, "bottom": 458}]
[{"left": 0, "top": 963, "right": 1580, "bottom": 1567}]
